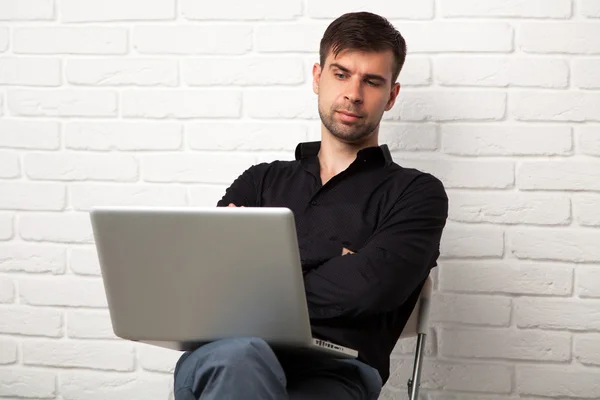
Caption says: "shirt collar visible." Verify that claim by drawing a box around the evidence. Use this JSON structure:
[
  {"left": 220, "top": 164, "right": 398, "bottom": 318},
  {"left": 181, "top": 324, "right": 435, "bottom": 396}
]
[{"left": 294, "top": 141, "right": 393, "bottom": 166}]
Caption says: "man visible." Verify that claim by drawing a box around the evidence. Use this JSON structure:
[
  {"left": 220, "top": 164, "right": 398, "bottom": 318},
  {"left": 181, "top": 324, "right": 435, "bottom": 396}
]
[{"left": 173, "top": 11, "right": 448, "bottom": 400}]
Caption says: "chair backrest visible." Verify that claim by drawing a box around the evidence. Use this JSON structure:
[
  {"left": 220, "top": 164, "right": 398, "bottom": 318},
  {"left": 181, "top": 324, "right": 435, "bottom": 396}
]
[{"left": 399, "top": 275, "right": 433, "bottom": 338}]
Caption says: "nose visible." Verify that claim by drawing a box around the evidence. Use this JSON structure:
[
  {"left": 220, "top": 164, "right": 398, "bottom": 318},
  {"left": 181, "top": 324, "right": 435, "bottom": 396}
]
[{"left": 344, "top": 78, "right": 363, "bottom": 104}]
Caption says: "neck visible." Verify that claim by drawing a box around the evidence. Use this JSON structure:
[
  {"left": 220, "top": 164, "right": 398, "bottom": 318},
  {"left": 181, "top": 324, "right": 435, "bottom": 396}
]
[{"left": 317, "top": 125, "right": 379, "bottom": 176}]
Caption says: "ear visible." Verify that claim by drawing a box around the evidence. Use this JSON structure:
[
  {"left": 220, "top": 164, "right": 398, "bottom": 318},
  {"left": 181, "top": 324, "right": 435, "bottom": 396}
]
[
  {"left": 312, "top": 63, "right": 322, "bottom": 95},
  {"left": 384, "top": 82, "right": 401, "bottom": 111}
]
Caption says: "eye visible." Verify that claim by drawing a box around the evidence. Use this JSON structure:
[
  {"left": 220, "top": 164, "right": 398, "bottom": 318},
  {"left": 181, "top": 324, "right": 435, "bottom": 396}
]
[
  {"left": 367, "top": 80, "right": 380, "bottom": 87},
  {"left": 335, "top": 73, "right": 346, "bottom": 79}
]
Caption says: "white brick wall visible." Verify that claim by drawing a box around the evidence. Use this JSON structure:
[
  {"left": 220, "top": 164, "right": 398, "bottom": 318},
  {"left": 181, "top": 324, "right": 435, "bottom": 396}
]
[{"left": 0, "top": 1, "right": 599, "bottom": 399}]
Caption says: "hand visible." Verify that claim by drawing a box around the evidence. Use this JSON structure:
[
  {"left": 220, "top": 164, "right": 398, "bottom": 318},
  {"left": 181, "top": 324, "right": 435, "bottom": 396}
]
[
  {"left": 342, "top": 247, "right": 355, "bottom": 256},
  {"left": 227, "top": 203, "right": 245, "bottom": 207}
]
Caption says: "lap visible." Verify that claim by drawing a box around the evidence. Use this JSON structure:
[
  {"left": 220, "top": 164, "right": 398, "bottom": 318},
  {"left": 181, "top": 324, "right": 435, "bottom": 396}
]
[
  {"left": 280, "top": 351, "right": 382, "bottom": 400},
  {"left": 174, "top": 338, "right": 382, "bottom": 400}
]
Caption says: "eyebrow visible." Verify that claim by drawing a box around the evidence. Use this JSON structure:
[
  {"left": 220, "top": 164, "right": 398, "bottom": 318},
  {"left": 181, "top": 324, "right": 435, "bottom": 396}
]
[{"left": 329, "top": 63, "right": 387, "bottom": 84}]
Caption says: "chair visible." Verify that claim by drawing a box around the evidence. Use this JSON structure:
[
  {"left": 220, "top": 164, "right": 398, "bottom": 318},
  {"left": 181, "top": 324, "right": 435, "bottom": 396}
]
[{"left": 398, "top": 275, "right": 433, "bottom": 399}]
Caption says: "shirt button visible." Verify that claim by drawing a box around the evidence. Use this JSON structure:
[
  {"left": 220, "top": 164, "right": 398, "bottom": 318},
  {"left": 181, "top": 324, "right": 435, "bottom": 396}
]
[{"left": 311, "top": 200, "right": 317, "bottom": 206}]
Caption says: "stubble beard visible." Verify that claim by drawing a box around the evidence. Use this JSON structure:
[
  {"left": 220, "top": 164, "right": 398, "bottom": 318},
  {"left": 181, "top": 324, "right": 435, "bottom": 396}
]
[{"left": 318, "top": 102, "right": 379, "bottom": 143}]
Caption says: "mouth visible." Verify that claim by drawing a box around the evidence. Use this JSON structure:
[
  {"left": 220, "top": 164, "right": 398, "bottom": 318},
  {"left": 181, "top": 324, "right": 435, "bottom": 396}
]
[{"left": 336, "top": 110, "right": 363, "bottom": 122}]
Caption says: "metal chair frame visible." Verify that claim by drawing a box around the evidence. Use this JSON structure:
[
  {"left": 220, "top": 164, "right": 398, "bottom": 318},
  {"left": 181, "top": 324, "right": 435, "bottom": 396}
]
[{"left": 399, "top": 276, "right": 432, "bottom": 399}]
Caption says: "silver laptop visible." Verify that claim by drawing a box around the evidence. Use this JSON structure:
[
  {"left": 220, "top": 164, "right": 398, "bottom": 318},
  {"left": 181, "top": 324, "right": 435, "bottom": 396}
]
[{"left": 90, "top": 206, "right": 358, "bottom": 359}]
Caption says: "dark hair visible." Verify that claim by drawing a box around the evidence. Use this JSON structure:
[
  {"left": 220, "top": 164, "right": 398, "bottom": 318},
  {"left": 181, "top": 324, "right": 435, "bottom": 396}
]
[{"left": 319, "top": 12, "right": 407, "bottom": 84}]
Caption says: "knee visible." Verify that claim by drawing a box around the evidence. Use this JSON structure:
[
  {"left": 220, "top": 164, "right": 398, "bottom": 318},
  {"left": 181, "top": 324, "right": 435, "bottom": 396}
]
[
  {"left": 175, "top": 337, "right": 276, "bottom": 378},
  {"left": 210, "top": 337, "right": 275, "bottom": 365},
  {"left": 174, "top": 337, "right": 283, "bottom": 390}
]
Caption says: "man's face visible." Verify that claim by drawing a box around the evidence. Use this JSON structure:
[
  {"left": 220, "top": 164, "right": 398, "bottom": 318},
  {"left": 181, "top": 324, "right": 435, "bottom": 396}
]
[{"left": 313, "top": 49, "right": 400, "bottom": 144}]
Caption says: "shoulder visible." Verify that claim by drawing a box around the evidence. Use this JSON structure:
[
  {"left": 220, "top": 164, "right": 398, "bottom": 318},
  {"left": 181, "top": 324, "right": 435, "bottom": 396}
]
[{"left": 388, "top": 163, "right": 448, "bottom": 205}]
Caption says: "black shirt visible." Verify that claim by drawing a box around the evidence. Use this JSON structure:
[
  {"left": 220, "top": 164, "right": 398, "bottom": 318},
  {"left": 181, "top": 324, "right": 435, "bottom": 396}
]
[{"left": 216, "top": 141, "right": 448, "bottom": 384}]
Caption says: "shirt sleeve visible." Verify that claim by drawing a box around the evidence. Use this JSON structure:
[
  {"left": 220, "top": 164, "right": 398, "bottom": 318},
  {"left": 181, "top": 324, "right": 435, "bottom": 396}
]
[
  {"left": 216, "top": 163, "right": 268, "bottom": 207},
  {"left": 303, "top": 173, "right": 448, "bottom": 320}
]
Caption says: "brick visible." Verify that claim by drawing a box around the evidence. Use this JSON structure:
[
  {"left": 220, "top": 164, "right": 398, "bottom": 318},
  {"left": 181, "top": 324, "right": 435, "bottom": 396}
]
[
  {"left": 388, "top": 357, "right": 512, "bottom": 393},
  {"left": 187, "top": 122, "right": 308, "bottom": 151},
  {"left": 244, "top": 89, "right": 318, "bottom": 119},
  {"left": 188, "top": 185, "right": 229, "bottom": 207},
  {"left": 65, "top": 121, "right": 182, "bottom": 151},
  {"left": 439, "top": 261, "right": 573, "bottom": 296},
  {"left": 25, "top": 153, "right": 138, "bottom": 182},
  {"left": 518, "top": 161, "right": 600, "bottom": 190},
  {"left": 448, "top": 191, "right": 571, "bottom": 225},
  {"left": 19, "top": 213, "right": 93, "bottom": 244},
  {"left": 183, "top": 57, "right": 304, "bottom": 86},
  {"left": 440, "top": 327, "right": 570, "bottom": 361},
  {"left": 0, "top": 338, "right": 17, "bottom": 364},
  {"left": 512, "top": 91, "right": 600, "bottom": 122},
  {"left": 515, "top": 297, "right": 600, "bottom": 330},
  {"left": 574, "top": 194, "right": 600, "bottom": 226},
  {"left": 573, "top": 59, "right": 600, "bottom": 89},
  {"left": 398, "top": 22, "right": 513, "bottom": 53},
  {"left": 67, "top": 310, "right": 117, "bottom": 339},
  {"left": 60, "top": 372, "right": 171, "bottom": 400},
  {"left": 510, "top": 229, "right": 600, "bottom": 262},
  {"left": 400, "top": 159, "right": 514, "bottom": 189},
  {"left": 138, "top": 343, "right": 183, "bottom": 373},
  {"left": 0, "top": 369, "right": 56, "bottom": 398},
  {"left": 19, "top": 277, "right": 107, "bottom": 307},
  {"left": 577, "top": 267, "right": 600, "bottom": 298},
  {"left": 69, "top": 247, "right": 101, "bottom": 276},
  {"left": 0, "top": 28, "right": 7, "bottom": 52},
  {"left": 0, "top": 276, "right": 15, "bottom": 303},
  {"left": 578, "top": 126, "right": 600, "bottom": 156},
  {"left": 0, "top": 57, "right": 61, "bottom": 86},
  {"left": 399, "top": 57, "right": 431, "bottom": 86},
  {"left": 581, "top": 0, "right": 600, "bottom": 17},
  {"left": 0, "top": 213, "right": 14, "bottom": 241},
  {"left": 440, "top": 225, "right": 504, "bottom": 258},
  {"left": 390, "top": 91, "right": 506, "bottom": 121},
  {"left": 0, "top": 182, "right": 66, "bottom": 211},
  {"left": 574, "top": 334, "right": 600, "bottom": 366},
  {"left": 8, "top": 89, "right": 117, "bottom": 117},
  {"left": 381, "top": 123, "right": 438, "bottom": 151},
  {"left": 66, "top": 58, "right": 178, "bottom": 86},
  {"left": 442, "top": 124, "right": 572, "bottom": 156},
  {"left": 255, "top": 23, "right": 327, "bottom": 53},
  {"left": 71, "top": 184, "right": 187, "bottom": 211},
  {"left": 14, "top": 27, "right": 127, "bottom": 55},
  {"left": 133, "top": 25, "right": 251, "bottom": 55},
  {"left": 0, "top": 151, "right": 20, "bottom": 178},
  {"left": 520, "top": 23, "right": 600, "bottom": 54},
  {"left": 0, "top": 120, "right": 60, "bottom": 149},
  {"left": 122, "top": 89, "right": 241, "bottom": 119},
  {"left": 436, "top": 57, "right": 568, "bottom": 88},
  {"left": 142, "top": 153, "right": 256, "bottom": 184},
  {"left": 0, "top": 243, "right": 66, "bottom": 274},
  {"left": 23, "top": 340, "right": 134, "bottom": 371},
  {"left": 517, "top": 365, "right": 600, "bottom": 398},
  {"left": 431, "top": 293, "right": 511, "bottom": 326},
  {"left": 0, "top": 306, "right": 62, "bottom": 337},
  {"left": 182, "top": 0, "right": 301, "bottom": 20},
  {"left": 441, "top": 0, "right": 571, "bottom": 18},
  {"left": 307, "top": 0, "right": 433, "bottom": 19},
  {"left": 0, "top": 0, "right": 54, "bottom": 20},
  {"left": 62, "top": 0, "right": 174, "bottom": 22}
]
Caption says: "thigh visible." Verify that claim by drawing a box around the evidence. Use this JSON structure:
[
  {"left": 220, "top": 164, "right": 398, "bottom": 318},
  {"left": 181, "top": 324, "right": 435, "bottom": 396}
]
[{"left": 285, "top": 357, "right": 381, "bottom": 400}]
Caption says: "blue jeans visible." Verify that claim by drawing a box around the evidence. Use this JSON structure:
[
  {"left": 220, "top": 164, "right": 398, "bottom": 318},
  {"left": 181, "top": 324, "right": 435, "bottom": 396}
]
[{"left": 173, "top": 337, "right": 382, "bottom": 400}]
